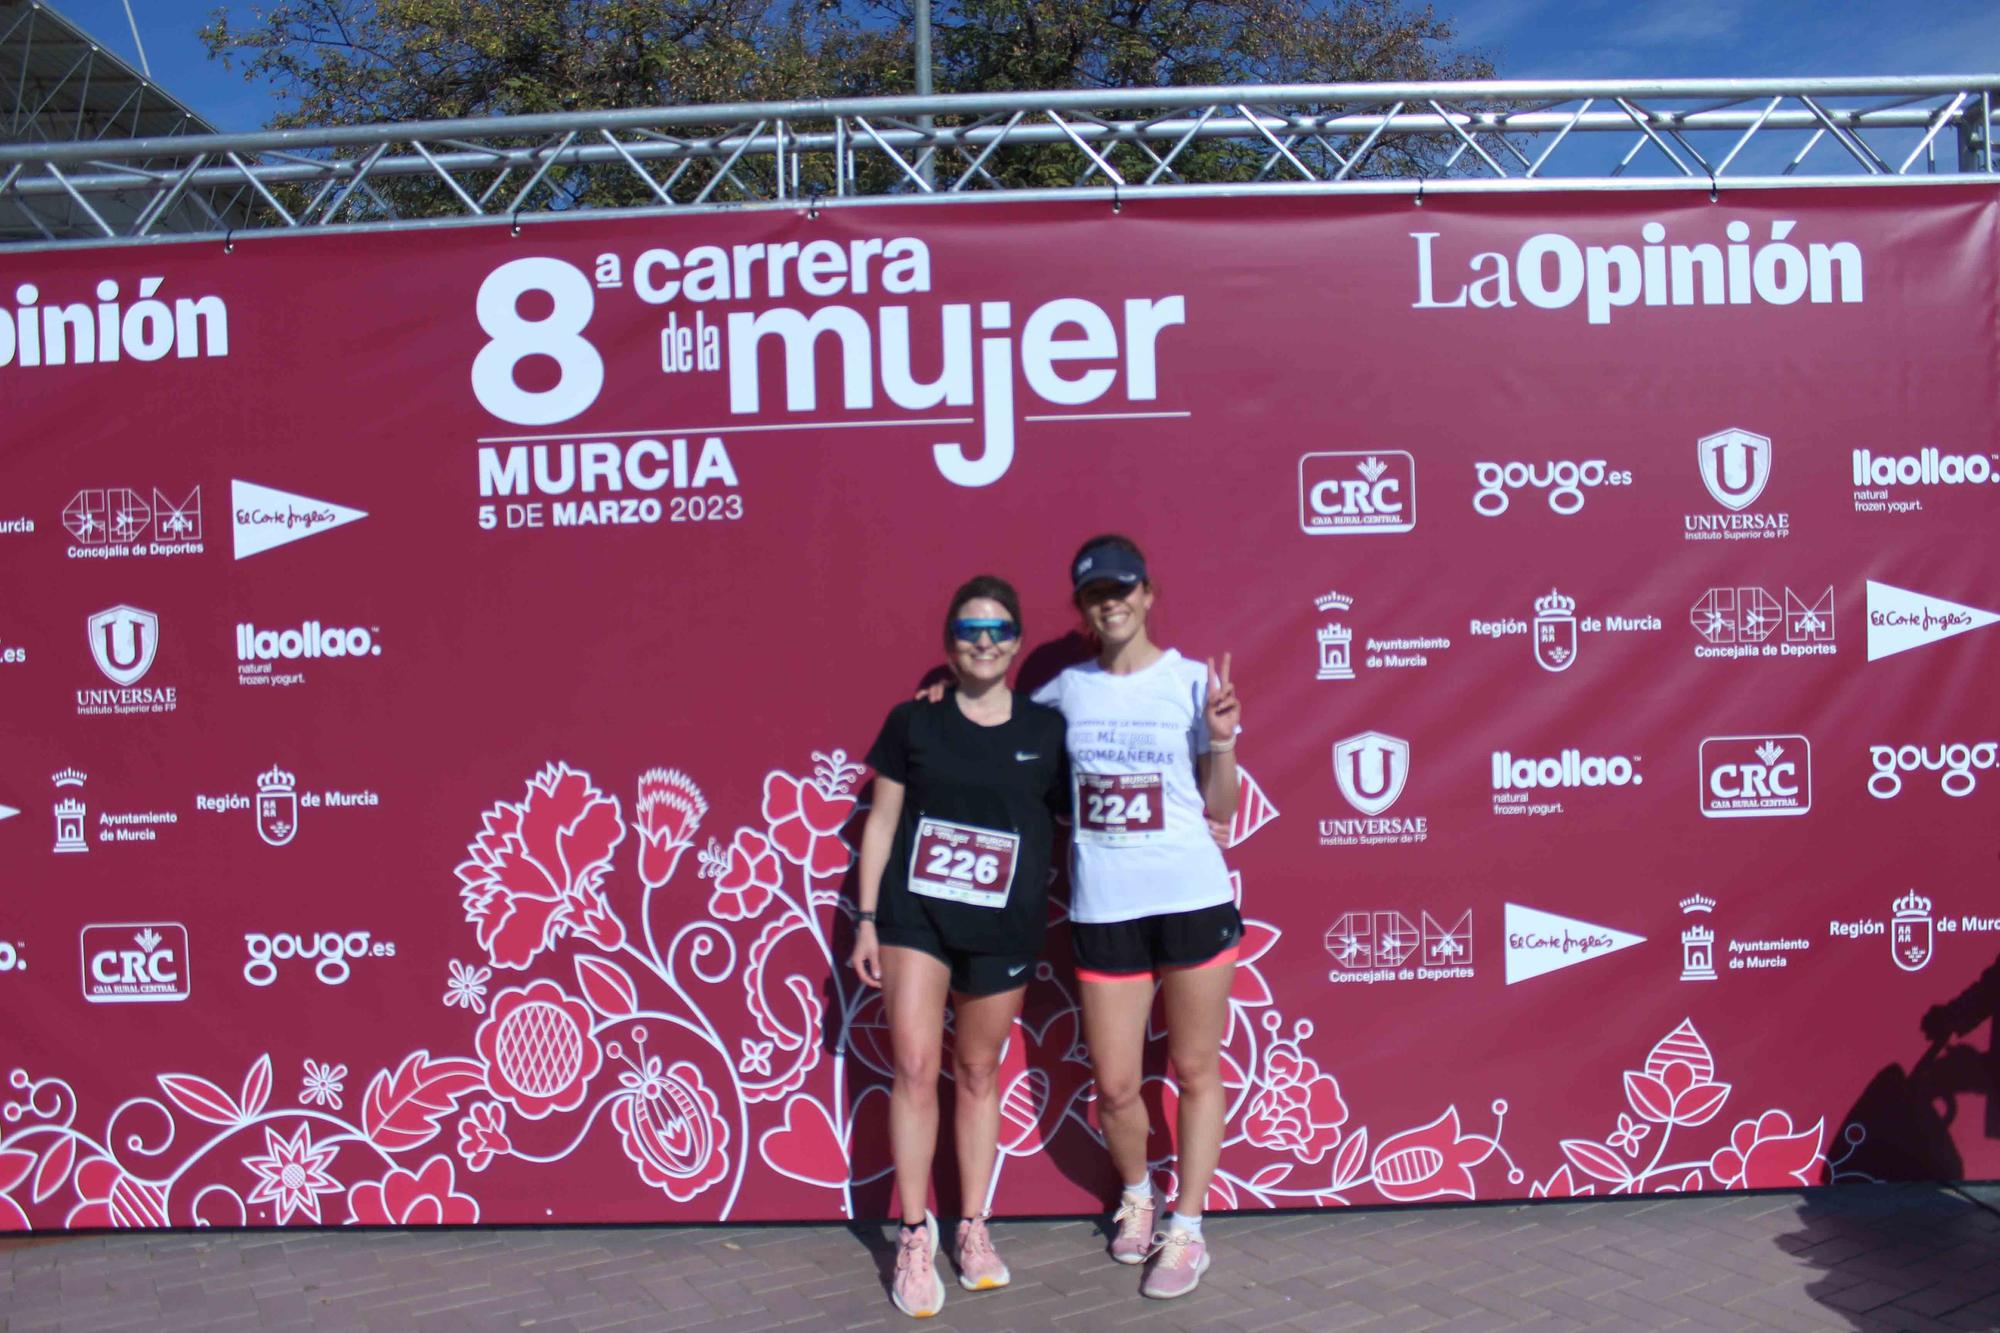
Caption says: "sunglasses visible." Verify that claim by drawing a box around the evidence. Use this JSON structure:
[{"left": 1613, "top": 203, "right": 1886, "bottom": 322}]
[{"left": 951, "top": 618, "right": 1020, "bottom": 645}]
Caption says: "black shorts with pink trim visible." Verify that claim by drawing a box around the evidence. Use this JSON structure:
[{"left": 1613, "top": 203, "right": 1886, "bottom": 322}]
[{"left": 1072, "top": 902, "right": 1242, "bottom": 983}]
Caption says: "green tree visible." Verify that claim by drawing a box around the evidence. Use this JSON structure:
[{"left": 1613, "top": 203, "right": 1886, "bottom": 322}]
[
  {"left": 201, "top": 0, "right": 1492, "bottom": 211},
  {"left": 883, "top": 0, "right": 1495, "bottom": 185}
]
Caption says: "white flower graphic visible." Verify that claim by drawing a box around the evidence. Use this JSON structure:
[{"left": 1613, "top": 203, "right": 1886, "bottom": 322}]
[
  {"left": 444, "top": 959, "right": 492, "bottom": 1013},
  {"left": 300, "top": 1059, "right": 347, "bottom": 1110}
]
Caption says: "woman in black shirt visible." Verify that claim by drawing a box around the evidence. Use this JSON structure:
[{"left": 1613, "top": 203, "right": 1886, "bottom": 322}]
[{"left": 852, "top": 575, "right": 1067, "bottom": 1319}]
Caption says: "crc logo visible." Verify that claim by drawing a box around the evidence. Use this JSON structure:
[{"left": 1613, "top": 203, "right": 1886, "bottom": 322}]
[
  {"left": 1867, "top": 742, "right": 1998, "bottom": 799},
  {"left": 86, "top": 604, "right": 159, "bottom": 686},
  {"left": 1697, "top": 428, "right": 1771, "bottom": 511},
  {"left": 1299, "top": 452, "right": 1415, "bottom": 535},
  {"left": 81, "top": 923, "right": 190, "bottom": 1003},
  {"left": 1699, "top": 734, "right": 1812, "bottom": 819},
  {"left": 1472, "top": 459, "right": 1632, "bottom": 517},
  {"left": 243, "top": 930, "right": 394, "bottom": 986},
  {"left": 1333, "top": 731, "right": 1410, "bottom": 816}
]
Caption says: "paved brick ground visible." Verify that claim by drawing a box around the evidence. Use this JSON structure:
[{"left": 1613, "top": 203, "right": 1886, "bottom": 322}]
[{"left": 4, "top": 1183, "right": 1999, "bottom": 1331}]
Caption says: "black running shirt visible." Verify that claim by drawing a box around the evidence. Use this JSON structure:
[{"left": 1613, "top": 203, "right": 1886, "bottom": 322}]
[{"left": 866, "top": 693, "right": 1068, "bottom": 957}]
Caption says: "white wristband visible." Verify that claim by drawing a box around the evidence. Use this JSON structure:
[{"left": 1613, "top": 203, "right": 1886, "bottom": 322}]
[{"left": 1209, "top": 738, "right": 1237, "bottom": 754}]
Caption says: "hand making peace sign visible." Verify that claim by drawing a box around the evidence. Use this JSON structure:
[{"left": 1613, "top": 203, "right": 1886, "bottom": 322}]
[{"left": 1205, "top": 652, "right": 1240, "bottom": 745}]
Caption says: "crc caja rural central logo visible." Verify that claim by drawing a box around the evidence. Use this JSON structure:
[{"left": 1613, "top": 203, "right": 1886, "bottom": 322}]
[
  {"left": 1698, "top": 734, "right": 1812, "bottom": 818},
  {"left": 1298, "top": 452, "right": 1415, "bottom": 535},
  {"left": 80, "top": 923, "right": 190, "bottom": 1003}
]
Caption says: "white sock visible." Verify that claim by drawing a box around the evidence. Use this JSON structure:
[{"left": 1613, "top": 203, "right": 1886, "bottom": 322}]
[
  {"left": 1168, "top": 1211, "right": 1203, "bottom": 1240},
  {"left": 1121, "top": 1179, "right": 1153, "bottom": 1200}
]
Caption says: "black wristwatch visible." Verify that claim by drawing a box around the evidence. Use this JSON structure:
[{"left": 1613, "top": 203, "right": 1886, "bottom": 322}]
[{"left": 857, "top": 910, "right": 877, "bottom": 924}]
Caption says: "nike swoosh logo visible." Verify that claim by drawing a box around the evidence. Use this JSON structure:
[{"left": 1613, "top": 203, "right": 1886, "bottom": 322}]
[
  {"left": 1007, "top": 964, "right": 1028, "bottom": 976},
  {"left": 1015, "top": 752, "right": 1039, "bottom": 761}
]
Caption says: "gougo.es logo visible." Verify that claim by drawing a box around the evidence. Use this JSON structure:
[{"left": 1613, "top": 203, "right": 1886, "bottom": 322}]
[{"left": 1868, "top": 742, "right": 1998, "bottom": 799}]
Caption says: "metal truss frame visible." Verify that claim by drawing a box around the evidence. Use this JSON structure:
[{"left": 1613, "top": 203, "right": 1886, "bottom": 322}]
[
  {"left": 2, "top": 76, "right": 1996, "bottom": 248},
  {"left": 0, "top": 0, "right": 248, "bottom": 238}
]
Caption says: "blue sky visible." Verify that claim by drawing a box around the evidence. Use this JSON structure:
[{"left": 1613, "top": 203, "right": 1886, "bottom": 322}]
[{"left": 50, "top": 0, "right": 2000, "bottom": 133}]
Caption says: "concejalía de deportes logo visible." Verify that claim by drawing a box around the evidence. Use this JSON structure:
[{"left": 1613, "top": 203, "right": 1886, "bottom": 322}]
[{"left": 468, "top": 240, "right": 1190, "bottom": 489}]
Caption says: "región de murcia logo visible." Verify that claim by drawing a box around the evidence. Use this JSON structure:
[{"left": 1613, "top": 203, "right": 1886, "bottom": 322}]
[
  {"left": 193, "top": 765, "right": 381, "bottom": 845},
  {"left": 1830, "top": 890, "right": 2000, "bottom": 973},
  {"left": 1469, "top": 588, "right": 1662, "bottom": 672}
]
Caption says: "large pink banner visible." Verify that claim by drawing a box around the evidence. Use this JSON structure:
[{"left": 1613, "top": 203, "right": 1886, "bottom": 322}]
[{"left": 2, "top": 186, "right": 1997, "bottom": 1229}]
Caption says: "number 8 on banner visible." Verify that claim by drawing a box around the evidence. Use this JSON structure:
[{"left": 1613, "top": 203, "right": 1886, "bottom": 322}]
[{"left": 471, "top": 257, "right": 604, "bottom": 425}]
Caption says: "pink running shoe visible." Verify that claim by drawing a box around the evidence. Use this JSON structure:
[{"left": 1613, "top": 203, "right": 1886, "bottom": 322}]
[
  {"left": 1108, "top": 1191, "right": 1156, "bottom": 1265},
  {"left": 891, "top": 1212, "right": 944, "bottom": 1318},
  {"left": 954, "top": 1216, "right": 1011, "bottom": 1291},
  {"left": 1140, "top": 1227, "right": 1210, "bottom": 1299}
]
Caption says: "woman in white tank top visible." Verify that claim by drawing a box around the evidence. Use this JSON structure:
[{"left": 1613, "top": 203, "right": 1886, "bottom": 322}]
[{"left": 1030, "top": 534, "right": 1242, "bottom": 1300}]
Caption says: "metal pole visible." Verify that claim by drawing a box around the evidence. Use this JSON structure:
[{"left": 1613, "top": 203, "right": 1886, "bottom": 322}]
[
  {"left": 120, "top": 0, "right": 151, "bottom": 78},
  {"left": 915, "top": 0, "right": 935, "bottom": 187},
  {"left": 1960, "top": 91, "right": 1991, "bottom": 173}
]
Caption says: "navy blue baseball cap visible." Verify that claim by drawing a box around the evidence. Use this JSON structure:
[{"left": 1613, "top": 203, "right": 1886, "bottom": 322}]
[{"left": 1071, "top": 541, "right": 1148, "bottom": 590}]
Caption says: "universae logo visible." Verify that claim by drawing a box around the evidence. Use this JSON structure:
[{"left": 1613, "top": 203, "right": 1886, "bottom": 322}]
[
  {"left": 86, "top": 604, "right": 157, "bottom": 686},
  {"left": 1332, "top": 731, "right": 1410, "bottom": 816},
  {"left": 1697, "top": 428, "right": 1770, "bottom": 511}
]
